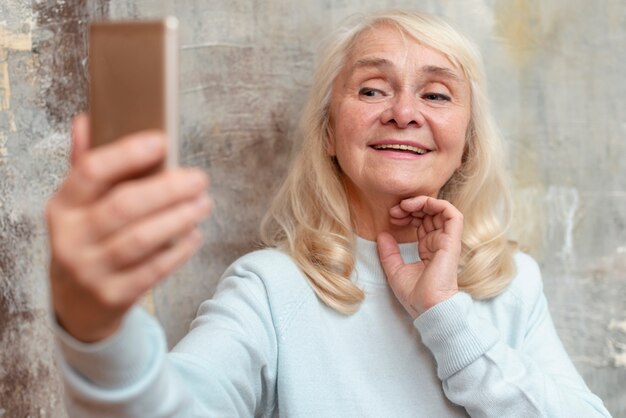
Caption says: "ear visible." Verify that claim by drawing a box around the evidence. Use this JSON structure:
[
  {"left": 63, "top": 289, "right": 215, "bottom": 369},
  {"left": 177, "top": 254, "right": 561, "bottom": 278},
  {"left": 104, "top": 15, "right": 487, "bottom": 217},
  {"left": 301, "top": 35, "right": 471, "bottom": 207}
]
[{"left": 326, "top": 140, "right": 336, "bottom": 157}]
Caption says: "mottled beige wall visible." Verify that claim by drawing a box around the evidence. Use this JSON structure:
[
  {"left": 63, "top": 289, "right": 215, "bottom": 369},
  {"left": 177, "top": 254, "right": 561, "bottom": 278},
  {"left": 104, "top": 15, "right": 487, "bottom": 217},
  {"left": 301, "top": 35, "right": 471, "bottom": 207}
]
[
  {"left": 1, "top": 0, "right": 624, "bottom": 416},
  {"left": 1, "top": 1, "right": 108, "bottom": 415}
]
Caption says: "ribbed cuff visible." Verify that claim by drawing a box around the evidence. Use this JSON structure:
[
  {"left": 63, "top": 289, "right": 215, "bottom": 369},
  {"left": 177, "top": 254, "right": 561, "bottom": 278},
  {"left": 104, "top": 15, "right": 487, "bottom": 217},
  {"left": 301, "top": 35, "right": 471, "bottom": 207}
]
[
  {"left": 414, "top": 292, "right": 499, "bottom": 380},
  {"left": 54, "top": 306, "right": 163, "bottom": 389}
]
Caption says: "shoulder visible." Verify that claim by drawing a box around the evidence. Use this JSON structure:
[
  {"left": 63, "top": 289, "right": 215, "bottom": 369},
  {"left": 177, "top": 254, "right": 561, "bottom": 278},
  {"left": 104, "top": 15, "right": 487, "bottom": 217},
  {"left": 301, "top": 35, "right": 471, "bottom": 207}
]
[
  {"left": 477, "top": 251, "right": 545, "bottom": 320},
  {"left": 218, "top": 247, "right": 316, "bottom": 328},
  {"left": 223, "top": 247, "right": 308, "bottom": 289},
  {"left": 472, "top": 252, "right": 547, "bottom": 345},
  {"left": 506, "top": 251, "right": 544, "bottom": 304}
]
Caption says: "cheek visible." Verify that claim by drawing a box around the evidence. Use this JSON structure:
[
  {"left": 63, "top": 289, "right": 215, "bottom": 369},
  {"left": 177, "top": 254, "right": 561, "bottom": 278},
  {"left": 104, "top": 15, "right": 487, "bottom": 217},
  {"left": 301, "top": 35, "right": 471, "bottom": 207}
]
[
  {"left": 328, "top": 100, "right": 363, "bottom": 156},
  {"left": 432, "top": 112, "right": 469, "bottom": 153},
  {"left": 336, "top": 104, "right": 380, "bottom": 139},
  {"left": 331, "top": 105, "right": 361, "bottom": 152}
]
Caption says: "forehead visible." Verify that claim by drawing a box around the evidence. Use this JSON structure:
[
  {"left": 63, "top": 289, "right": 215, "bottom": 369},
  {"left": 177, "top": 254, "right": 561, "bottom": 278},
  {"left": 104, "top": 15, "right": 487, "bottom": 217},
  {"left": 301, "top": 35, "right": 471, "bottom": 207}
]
[{"left": 344, "top": 24, "right": 462, "bottom": 77}]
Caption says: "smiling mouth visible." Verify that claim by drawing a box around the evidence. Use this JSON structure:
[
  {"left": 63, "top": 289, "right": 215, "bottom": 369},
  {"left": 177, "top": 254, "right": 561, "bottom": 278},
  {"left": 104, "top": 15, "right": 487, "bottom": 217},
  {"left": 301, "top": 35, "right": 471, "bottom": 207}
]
[{"left": 371, "top": 144, "right": 430, "bottom": 155}]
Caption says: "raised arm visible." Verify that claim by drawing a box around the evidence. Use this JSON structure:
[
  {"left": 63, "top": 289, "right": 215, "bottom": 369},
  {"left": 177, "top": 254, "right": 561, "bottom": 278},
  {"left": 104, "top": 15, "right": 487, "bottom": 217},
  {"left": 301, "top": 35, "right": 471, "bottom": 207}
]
[
  {"left": 377, "top": 196, "right": 611, "bottom": 417},
  {"left": 57, "top": 264, "right": 278, "bottom": 417},
  {"left": 47, "top": 114, "right": 211, "bottom": 343}
]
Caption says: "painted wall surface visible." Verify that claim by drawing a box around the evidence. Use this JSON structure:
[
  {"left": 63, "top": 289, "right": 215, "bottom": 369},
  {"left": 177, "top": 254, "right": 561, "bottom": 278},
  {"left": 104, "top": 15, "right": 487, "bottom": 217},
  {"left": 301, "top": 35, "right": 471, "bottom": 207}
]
[{"left": 1, "top": 0, "right": 624, "bottom": 416}]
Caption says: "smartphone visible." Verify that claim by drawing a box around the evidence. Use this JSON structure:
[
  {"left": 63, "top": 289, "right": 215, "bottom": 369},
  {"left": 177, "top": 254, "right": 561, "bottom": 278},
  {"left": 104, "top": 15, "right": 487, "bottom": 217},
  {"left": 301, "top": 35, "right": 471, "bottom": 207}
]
[{"left": 88, "top": 17, "right": 179, "bottom": 169}]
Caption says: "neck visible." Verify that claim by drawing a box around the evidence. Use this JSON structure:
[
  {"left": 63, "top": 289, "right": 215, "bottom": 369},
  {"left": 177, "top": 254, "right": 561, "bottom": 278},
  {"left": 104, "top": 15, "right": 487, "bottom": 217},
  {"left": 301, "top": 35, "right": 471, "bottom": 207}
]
[{"left": 346, "top": 187, "right": 418, "bottom": 244}]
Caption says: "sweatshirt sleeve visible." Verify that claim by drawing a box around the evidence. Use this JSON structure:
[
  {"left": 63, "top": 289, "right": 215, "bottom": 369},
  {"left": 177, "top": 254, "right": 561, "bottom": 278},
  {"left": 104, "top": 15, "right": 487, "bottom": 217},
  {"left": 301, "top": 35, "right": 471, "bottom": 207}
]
[
  {"left": 413, "top": 254, "right": 611, "bottom": 418},
  {"left": 56, "top": 263, "right": 278, "bottom": 418}
]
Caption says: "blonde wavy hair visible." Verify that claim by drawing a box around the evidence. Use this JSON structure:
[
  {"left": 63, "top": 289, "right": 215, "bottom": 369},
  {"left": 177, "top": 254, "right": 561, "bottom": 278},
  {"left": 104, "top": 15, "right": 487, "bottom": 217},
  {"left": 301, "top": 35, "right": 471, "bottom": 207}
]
[{"left": 261, "top": 10, "right": 516, "bottom": 314}]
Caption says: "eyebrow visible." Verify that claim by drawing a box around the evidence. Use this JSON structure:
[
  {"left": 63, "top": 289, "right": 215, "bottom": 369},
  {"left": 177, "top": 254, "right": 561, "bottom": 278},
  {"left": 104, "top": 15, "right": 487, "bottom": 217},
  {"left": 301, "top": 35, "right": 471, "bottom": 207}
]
[
  {"left": 349, "top": 57, "right": 463, "bottom": 82},
  {"left": 351, "top": 57, "right": 393, "bottom": 72},
  {"left": 421, "top": 65, "right": 463, "bottom": 82}
]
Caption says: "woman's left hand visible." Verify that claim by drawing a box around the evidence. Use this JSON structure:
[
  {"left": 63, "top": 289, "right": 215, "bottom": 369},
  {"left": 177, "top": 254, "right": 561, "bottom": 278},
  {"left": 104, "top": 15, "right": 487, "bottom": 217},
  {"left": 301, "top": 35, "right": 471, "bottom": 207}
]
[{"left": 376, "top": 196, "right": 463, "bottom": 319}]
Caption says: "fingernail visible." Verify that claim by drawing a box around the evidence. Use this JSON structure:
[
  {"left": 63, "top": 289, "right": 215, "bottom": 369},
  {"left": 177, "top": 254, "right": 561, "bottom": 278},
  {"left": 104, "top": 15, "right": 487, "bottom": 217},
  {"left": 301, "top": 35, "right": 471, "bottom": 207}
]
[
  {"left": 195, "top": 195, "right": 212, "bottom": 210},
  {"left": 190, "top": 171, "right": 207, "bottom": 187},
  {"left": 144, "top": 134, "right": 163, "bottom": 151}
]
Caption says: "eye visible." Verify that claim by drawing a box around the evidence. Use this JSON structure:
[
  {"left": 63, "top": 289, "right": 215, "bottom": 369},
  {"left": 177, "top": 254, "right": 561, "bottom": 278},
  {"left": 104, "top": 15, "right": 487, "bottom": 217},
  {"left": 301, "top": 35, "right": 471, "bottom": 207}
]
[
  {"left": 359, "top": 88, "right": 385, "bottom": 98},
  {"left": 423, "top": 92, "right": 451, "bottom": 102}
]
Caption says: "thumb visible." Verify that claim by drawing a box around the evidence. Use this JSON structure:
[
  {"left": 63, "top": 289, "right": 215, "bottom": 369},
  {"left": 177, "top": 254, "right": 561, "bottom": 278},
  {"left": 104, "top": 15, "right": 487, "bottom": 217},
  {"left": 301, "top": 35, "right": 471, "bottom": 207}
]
[
  {"left": 70, "top": 113, "right": 90, "bottom": 167},
  {"left": 376, "top": 232, "right": 405, "bottom": 284},
  {"left": 377, "top": 232, "right": 422, "bottom": 318}
]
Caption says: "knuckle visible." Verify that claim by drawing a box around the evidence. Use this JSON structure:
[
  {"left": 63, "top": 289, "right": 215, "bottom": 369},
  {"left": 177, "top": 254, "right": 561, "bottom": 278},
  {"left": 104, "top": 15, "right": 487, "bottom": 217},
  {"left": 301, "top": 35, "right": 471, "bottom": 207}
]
[
  {"left": 107, "top": 187, "right": 136, "bottom": 220},
  {"left": 76, "top": 156, "right": 102, "bottom": 183},
  {"left": 51, "top": 233, "right": 83, "bottom": 272},
  {"left": 82, "top": 207, "right": 104, "bottom": 237},
  {"left": 104, "top": 244, "right": 128, "bottom": 266},
  {"left": 127, "top": 230, "right": 151, "bottom": 253},
  {"left": 46, "top": 199, "right": 78, "bottom": 232},
  {"left": 147, "top": 257, "right": 171, "bottom": 281},
  {"left": 52, "top": 246, "right": 76, "bottom": 273},
  {"left": 164, "top": 172, "right": 190, "bottom": 196},
  {"left": 105, "top": 238, "right": 138, "bottom": 266},
  {"left": 124, "top": 131, "right": 164, "bottom": 158},
  {"left": 149, "top": 261, "right": 167, "bottom": 280},
  {"left": 105, "top": 231, "right": 149, "bottom": 266}
]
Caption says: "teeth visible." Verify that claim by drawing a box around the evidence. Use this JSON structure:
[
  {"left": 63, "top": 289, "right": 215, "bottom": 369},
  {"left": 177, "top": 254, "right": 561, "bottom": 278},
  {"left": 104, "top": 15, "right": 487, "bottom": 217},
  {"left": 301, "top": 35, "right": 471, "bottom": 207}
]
[{"left": 373, "top": 144, "right": 428, "bottom": 154}]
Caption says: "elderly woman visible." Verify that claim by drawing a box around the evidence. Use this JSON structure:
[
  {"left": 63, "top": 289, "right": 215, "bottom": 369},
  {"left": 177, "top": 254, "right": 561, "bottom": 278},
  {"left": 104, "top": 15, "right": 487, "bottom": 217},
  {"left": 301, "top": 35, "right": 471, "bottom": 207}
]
[{"left": 48, "top": 10, "right": 610, "bottom": 417}]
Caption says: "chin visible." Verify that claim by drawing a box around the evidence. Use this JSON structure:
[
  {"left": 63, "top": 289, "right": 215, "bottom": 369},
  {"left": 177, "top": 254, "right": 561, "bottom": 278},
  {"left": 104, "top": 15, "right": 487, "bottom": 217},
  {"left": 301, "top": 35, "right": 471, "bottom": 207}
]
[{"left": 379, "top": 182, "right": 439, "bottom": 200}]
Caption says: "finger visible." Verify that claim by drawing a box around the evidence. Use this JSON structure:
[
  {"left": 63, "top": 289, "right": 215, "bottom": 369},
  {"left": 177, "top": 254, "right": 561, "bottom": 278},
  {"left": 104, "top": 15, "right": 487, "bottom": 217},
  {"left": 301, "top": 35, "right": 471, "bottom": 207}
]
[
  {"left": 420, "top": 197, "right": 460, "bottom": 219},
  {"left": 376, "top": 232, "right": 406, "bottom": 280},
  {"left": 87, "top": 168, "right": 209, "bottom": 240},
  {"left": 398, "top": 195, "right": 428, "bottom": 213},
  {"left": 57, "top": 130, "right": 167, "bottom": 207},
  {"left": 70, "top": 113, "right": 90, "bottom": 166},
  {"left": 417, "top": 225, "right": 428, "bottom": 242},
  {"left": 416, "top": 198, "right": 463, "bottom": 235},
  {"left": 110, "top": 228, "right": 203, "bottom": 305},
  {"left": 98, "top": 194, "right": 212, "bottom": 270},
  {"left": 389, "top": 204, "right": 410, "bottom": 219},
  {"left": 432, "top": 213, "right": 445, "bottom": 230},
  {"left": 389, "top": 212, "right": 424, "bottom": 227},
  {"left": 409, "top": 217, "right": 424, "bottom": 229},
  {"left": 422, "top": 215, "right": 435, "bottom": 233},
  {"left": 410, "top": 210, "right": 426, "bottom": 219},
  {"left": 389, "top": 215, "right": 413, "bottom": 226}
]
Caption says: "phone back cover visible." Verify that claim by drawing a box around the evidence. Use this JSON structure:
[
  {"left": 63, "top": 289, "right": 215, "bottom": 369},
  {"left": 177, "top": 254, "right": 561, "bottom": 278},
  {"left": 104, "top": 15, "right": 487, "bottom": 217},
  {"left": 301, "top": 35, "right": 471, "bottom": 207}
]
[{"left": 89, "top": 19, "right": 178, "bottom": 166}]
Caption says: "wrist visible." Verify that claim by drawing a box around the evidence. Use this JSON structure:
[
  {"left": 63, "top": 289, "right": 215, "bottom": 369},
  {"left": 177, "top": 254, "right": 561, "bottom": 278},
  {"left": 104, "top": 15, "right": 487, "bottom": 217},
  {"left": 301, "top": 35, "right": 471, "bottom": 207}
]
[
  {"left": 415, "top": 290, "right": 459, "bottom": 318},
  {"left": 54, "top": 307, "right": 123, "bottom": 343}
]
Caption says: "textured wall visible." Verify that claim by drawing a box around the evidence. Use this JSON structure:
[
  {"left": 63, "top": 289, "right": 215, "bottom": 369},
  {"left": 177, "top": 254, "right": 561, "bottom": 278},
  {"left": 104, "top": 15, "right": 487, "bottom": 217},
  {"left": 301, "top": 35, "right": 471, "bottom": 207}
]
[
  {"left": 1, "top": 0, "right": 624, "bottom": 416},
  {"left": 1, "top": 1, "right": 107, "bottom": 416}
]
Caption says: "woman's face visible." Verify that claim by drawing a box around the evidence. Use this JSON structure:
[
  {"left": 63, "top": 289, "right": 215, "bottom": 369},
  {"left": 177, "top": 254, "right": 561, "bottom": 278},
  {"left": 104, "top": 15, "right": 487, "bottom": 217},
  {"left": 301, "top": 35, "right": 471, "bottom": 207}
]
[{"left": 328, "top": 24, "right": 471, "bottom": 204}]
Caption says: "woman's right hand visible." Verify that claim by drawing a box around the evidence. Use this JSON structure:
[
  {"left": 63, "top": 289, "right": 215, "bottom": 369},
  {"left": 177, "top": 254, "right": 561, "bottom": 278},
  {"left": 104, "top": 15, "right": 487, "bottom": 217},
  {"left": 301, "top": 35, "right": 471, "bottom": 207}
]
[{"left": 46, "top": 114, "right": 212, "bottom": 343}]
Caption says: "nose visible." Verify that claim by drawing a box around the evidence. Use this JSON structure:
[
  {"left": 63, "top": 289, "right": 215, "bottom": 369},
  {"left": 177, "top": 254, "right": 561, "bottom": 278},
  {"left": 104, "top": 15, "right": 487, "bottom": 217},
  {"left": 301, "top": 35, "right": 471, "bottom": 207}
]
[{"left": 380, "top": 91, "right": 425, "bottom": 128}]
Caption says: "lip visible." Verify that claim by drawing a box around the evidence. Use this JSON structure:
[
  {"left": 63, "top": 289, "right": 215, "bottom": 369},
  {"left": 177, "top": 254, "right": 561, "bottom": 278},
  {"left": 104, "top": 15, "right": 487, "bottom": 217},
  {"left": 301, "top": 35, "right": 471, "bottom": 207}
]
[
  {"left": 368, "top": 139, "right": 433, "bottom": 152},
  {"left": 368, "top": 139, "right": 433, "bottom": 159}
]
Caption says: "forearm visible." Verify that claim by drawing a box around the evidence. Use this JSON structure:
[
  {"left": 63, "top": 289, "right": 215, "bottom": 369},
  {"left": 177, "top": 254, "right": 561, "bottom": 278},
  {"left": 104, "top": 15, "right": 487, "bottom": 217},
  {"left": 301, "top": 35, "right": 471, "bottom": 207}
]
[
  {"left": 56, "top": 307, "right": 200, "bottom": 417},
  {"left": 55, "top": 268, "right": 278, "bottom": 417},
  {"left": 414, "top": 293, "right": 611, "bottom": 418},
  {"left": 441, "top": 342, "right": 609, "bottom": 418}
]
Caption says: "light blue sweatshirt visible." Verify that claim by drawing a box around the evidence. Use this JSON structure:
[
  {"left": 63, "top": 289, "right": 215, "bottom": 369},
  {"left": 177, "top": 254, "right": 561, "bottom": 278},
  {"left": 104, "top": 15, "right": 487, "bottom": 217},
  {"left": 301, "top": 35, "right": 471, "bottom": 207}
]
[{"left": 56, "top": 238, "right": 611, "bottom": 417}]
